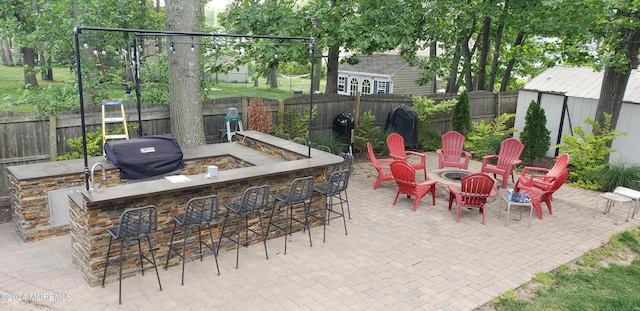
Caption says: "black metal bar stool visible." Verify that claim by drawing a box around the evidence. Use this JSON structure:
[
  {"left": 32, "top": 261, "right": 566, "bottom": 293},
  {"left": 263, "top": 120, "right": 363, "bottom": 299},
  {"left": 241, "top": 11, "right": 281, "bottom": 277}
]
[
  {"left": 164, "top": 194, "right": 221, "bottom": 286},
  {"left": 218, "top": 185, "right": 270, "bottom": 269},
  {"left": 310, "top": 169, "right": 350, "bottom": 243},
  {"left": 267, "top": 176, "right": 314, "bottom": 254},
  {"left": 101, "top": 205, "right": 162, "bottom": 304},
  {"left": 335, "top": 152, "right": 354, "bottom": 219}
]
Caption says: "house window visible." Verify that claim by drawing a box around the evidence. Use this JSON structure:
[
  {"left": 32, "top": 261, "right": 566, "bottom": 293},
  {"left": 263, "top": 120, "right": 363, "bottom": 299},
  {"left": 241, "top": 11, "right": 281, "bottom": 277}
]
[
  {"left": 362, "top": 79, "right": 371, "bottom": 94},
  {"left": 376, "top": 81, "right": 388, "bottom": 94},
  {"left": 350, "top": 78, "right": 359, "bottom": 96},
  {"left": 337, "top": 76, "right": 346, "bottom": 94}
]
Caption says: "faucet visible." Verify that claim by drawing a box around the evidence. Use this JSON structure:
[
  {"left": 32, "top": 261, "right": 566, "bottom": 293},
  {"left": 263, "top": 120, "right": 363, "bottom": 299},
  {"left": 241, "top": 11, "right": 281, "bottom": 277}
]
[{"left": 90, "top": 163, "right": 106, "bottom": 190}]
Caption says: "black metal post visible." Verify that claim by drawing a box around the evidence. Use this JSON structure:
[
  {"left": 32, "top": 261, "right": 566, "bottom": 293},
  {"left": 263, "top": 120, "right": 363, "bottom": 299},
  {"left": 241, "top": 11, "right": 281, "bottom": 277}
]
[
  {"left": 133, "top": 36, "right": 143, "bottom": 137},
  {"left": 308, "top": 40, "right": 315, "bottom": 158},
  {"left": 74, "top": 26, "right": 90, "bottom": 190}
]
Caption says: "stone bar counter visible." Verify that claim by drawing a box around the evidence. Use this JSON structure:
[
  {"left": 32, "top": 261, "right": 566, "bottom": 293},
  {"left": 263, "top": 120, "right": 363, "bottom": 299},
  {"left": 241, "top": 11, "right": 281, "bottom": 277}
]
[{"left": 9, "top": 132, "right": 343, "bottom": 287}]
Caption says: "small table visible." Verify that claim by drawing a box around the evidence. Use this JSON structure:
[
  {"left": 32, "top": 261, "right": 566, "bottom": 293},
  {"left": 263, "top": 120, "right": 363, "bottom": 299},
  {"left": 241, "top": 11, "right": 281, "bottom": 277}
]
[
  {"left": 595, "top": 192, "right": 633, "bottom": 225},
  {"left": 498, "top": 195, "right": 533, "bottom": 227},
  {"left": 613, "top": 187, "right": 640, "bottom": 219}
]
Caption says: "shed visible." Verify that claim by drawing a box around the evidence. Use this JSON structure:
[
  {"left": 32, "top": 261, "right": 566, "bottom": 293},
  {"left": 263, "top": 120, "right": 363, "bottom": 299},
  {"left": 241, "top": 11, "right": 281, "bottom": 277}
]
[
  {"left": 337, "top": 54, "right": 439, "bottom": 96},
  {"left": 514, "top": 65, "right": 640, "bottom": 164}
]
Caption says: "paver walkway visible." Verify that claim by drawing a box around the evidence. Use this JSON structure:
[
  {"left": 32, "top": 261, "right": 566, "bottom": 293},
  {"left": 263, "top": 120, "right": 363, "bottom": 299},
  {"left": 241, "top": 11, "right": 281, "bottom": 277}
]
[{"left": 1, "top": 153, "right": 638, "bottom": 310}]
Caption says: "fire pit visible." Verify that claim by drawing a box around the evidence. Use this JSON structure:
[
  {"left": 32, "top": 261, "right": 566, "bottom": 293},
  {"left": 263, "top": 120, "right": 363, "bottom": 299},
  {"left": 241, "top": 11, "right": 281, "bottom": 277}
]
[{"left": 428, "top": 169, "right": 472, "bottom": 197}]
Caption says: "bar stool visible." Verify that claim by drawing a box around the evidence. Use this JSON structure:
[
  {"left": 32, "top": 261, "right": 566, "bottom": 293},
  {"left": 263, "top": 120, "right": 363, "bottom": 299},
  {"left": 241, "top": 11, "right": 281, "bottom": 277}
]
[
  {"left": 164, "top": 194, "right": 221, "bottom": 286},
  {"left": 310, "top": 169, "right": 350, "bottom": 243},
  {"left": 267, "top": 176, "right": 314, "bottom": 254},
  {"left": 329, "top": 152, "right": 354, "bottom": 219},
  {"left": 218, "top": 185, "right": 270, "bottom": 269},
  {"left": 101, "top": 205, "right": 162, "bottom": 304}
]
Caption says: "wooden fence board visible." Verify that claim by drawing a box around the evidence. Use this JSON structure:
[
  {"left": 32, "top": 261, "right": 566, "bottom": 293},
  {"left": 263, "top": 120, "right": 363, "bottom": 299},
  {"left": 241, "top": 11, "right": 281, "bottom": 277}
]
[{"left": 0, "top": 91, "right": 517, "bottom": 196}]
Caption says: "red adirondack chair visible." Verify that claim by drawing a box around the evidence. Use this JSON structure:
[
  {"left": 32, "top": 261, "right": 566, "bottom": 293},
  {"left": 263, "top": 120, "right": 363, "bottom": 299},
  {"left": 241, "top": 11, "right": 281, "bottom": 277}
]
[
  {"left": 386, "top": 133, "right": 427, "bottom": 180},
  {"left": 515, "top": 153, "right": 570, "bottom": 193},
  {"left": 448, "top": 173, "right": 495, "bottom": 224},
  {"left": 367, "top": 142, "right": 395, "bottom": 190},
  {"left": 436, "top": 131, "right": 471, "bottom": 170},
  {"left": 390, "top": 161, "right": 437, "bottom": 212},
  {"left": 480, "top": 138, "right": 524, "bottom": 188},
  {"left": 517, "top": 169, "right": 570, "bottom": 219}
]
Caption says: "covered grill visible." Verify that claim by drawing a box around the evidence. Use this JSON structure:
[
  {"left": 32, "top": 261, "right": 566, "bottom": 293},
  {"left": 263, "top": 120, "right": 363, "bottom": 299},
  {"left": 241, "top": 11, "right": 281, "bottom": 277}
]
[{"left": 105, "top": 134, "right": 184, "bottom": 179}]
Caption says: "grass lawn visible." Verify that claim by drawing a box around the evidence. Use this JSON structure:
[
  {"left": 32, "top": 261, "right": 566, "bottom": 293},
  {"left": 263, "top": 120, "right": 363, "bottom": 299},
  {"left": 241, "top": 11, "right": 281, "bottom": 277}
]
[
  {"left": 482, "top": 228, "right": 640, "bottom": 311},
  {"left": 0, "top": 64, "right": 324, "bottom": 112}
]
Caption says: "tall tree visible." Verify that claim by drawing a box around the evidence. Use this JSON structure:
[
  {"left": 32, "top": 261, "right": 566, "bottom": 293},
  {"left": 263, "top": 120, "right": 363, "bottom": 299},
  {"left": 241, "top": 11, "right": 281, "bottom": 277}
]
[
  {"left": 593, "top": 6, "right": 640, "bottom": 133},
  {"left": 166, "top": 0, "right": 205, "bottom": 146}
]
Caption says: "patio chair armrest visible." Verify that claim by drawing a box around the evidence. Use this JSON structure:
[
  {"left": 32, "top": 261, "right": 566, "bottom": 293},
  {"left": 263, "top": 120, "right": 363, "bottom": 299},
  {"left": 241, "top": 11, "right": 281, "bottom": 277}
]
[
  {"left": 406, "top": 151, "right": 426, "bottom": 163},
  {"left": 481, "top": 154, "right": 498, "bottom": 165},
  {"left": 520, "top": 166, "right": 550, "bottom": 176}
]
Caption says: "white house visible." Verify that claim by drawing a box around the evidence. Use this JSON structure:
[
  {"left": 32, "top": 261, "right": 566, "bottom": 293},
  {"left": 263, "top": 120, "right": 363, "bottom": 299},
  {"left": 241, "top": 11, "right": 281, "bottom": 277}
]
[
  {"left": 337, "top": 54, "right": 439, "bottom": 96},
  {"left": 514, "top": 65, "right": 640, "bottom": 164}
]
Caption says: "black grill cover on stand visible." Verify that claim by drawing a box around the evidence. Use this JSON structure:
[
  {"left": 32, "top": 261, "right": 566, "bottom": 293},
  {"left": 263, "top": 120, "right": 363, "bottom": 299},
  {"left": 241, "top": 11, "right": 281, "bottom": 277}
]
[
  {"left": 384, "top": 104, "right": 419, "bottom": 147},
  {"left": 105, "top": 134, "right": 184, "bottom": 179}
]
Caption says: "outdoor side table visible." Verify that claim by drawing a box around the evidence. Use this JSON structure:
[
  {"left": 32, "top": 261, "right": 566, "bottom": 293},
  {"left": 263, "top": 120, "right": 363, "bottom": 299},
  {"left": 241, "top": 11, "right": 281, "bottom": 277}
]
[
  {"left": 498, "top": 195, "right": 533, "bottom": 227},
  {"left": 613, "top": 186, "right": 640, "bottom": 219},
  {"left": 595, "top": 192, "right": 633, "bottom": 225}
]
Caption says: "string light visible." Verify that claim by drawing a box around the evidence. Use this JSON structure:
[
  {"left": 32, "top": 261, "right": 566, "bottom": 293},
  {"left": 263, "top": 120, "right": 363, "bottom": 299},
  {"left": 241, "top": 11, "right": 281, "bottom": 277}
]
[{"left": 190, "top": 37, "right": 195, "bottom": 52}]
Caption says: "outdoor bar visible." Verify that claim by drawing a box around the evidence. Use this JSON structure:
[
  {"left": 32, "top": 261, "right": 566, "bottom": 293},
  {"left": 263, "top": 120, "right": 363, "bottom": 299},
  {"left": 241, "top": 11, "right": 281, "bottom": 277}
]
[{"left": 8, "top": 131, "right": 342, "bottom": 287}]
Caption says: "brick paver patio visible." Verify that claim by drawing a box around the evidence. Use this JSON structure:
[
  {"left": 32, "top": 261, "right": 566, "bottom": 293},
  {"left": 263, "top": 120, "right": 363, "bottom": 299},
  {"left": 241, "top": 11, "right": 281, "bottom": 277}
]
[{"left": 0, "top": 152, "right": 637, "bottom": 310}]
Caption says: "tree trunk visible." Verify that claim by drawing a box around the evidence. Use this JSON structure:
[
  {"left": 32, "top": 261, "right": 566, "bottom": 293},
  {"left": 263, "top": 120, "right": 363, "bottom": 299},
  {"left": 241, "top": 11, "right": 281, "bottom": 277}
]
[
  {"left": 488, "top": 0, "right": 508, "bottom": 92},
  {"left": 166, "top": 0, "right": 205, "bottom": 147},
  {"left": 1, "top": 37, "right": 14, "bottom": 66},
  {"left": 45, "top": 55, "right": 53, "bottom": 81},
  {"left": 21, "top": 47, "right": 39, "bottom": 87},
  {"left": 446, "top": 45, "right": 462, "bottom": 93},
  {"left": 476, "top": 15, "right": 491, "bottom": 90},
  {"left": 461, "top": 38, "right": 473, "bottom": 91},
  {"left": 325, "top": 44, "right": 340, "bottom": 94},
  {"left": 269, "top": 66, "right": 278, "bottom": 88},
  {"left": 312, "top": 54, "right": 322, "bottom": 93},
  {"left": 594, "top": 27, "right": 640, "bottom": 132},
  {"left": 500, "top": 32, "right": 524, "bottom": 92},
  {"left": 430, "top": 41, "right": 437, "bottom": 93}
]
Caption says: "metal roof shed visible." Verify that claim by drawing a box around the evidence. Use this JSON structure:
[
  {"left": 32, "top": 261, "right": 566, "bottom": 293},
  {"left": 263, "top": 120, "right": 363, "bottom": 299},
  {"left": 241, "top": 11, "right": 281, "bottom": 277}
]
[{"left": 514, "top": 65, "right": 640, "bottom": 164}]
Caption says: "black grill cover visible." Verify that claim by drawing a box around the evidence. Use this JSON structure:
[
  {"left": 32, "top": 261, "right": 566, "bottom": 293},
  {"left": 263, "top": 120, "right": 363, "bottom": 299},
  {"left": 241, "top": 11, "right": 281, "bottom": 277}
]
[
  {"left": 384, "top": 104, "right": 419, "bottom": 147},
  {"left": 104, "top": 134, "right": 184, "bottom": 179}
]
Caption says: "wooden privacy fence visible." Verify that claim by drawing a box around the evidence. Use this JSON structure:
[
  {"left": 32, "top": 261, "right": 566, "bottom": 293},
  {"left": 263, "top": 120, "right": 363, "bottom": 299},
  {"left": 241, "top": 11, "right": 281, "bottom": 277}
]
[{"left": 0, "top": 90, "right": 518, "bottom": 197}]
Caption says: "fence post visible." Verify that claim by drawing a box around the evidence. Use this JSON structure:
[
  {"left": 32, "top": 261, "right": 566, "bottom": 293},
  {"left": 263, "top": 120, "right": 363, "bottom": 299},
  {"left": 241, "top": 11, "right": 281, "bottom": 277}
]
[
  {"left": 48, "top": 115, "right": 57, "bottom": 161},
  {"left": 278, "top": 100, "right": 285, "bottom": 132},
  {"left": 354, "top": 92, "right": 361, "bottom": 124}
]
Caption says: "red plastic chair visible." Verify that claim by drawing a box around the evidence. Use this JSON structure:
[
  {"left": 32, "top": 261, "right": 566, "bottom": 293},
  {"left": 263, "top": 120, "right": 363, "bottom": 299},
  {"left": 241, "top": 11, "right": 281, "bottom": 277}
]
[
  {"left": 514, "top": 153, "right": 570, "bottom": 194},
  {"left": 386, "top": 133, "right": 427, "bottom": 180},
  {"left": 367, "top": 142, "right": 395, "bottom": 190},
  {"left": 436, "top": 131, "right": 471, "bottom": 169},
  {"left": 517, "top": 169, "right": 570, "bottom": 219},
  {"left": 448, "top": 173, "right": 495, "bottom": 224},
  {"left": 390, "top": 161, "right": 437, "bottom": 212},
  {"left": 480, "top": 138, "right": 524, "bottom": 188}
]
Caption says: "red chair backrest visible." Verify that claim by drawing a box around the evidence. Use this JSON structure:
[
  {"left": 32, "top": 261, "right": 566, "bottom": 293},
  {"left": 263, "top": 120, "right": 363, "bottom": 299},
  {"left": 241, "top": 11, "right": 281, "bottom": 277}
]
[
  {"left": 390, "top": 160, "right": 417, "bottom": 195},
  {"left": 496, "top": 138, "right": 524, "bottom": 168},
  {"left": 367, "top": 142, "right": 381, "bottom": 169},
  {"left": 386, "top": 133, "right": 407, "bottom": 159},
  {"left": 459, "top": 173, "right": 495, "bottom": 208},
  {"left": 549, "top": 153, "right": 570, "bottom": 177},
  {"left": 441, "top": 131, "right": 465, "bottom": 160}
]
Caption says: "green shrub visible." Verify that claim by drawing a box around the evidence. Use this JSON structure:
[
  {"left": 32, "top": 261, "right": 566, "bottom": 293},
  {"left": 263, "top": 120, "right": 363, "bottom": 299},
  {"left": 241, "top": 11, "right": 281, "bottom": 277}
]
[
  {"left": 57, "top": 125, "right": 138, "bottom": 160},
  {"left": 597, "top": 161, "right": 640, "bottom": 192},
  {"left": 271, "top": 104, "right": 317, "bottom": 143},
  {"left": 466, "top": 113, "right": 517, "bottom": 157},
  {"left": 451, "top": 91, "right": 472, "bottom": 136},
  {"left": 520, "top": 100, "right": 551, "bottom": 164},
  {"left": 412, "top": 96, "right": 456, "bottom": 149},
  {"left": 311, "top": 133, "right": 344, "bottom": 154},
  {"left": 353, "top": 110, "right": 383, "bottom": 153},
  {"left": 557, "top": 113, "right": 625, "bottom": 190}
]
